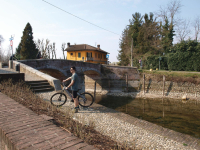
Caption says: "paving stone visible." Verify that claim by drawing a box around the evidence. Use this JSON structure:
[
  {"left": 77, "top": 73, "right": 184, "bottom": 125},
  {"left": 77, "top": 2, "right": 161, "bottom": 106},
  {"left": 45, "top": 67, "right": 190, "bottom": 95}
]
[
  {"left": 0, "top": 93, "right": 97, "bottom": 150},
  {"left": 59, "top": 139, "right": 83, "bottom": 149}
]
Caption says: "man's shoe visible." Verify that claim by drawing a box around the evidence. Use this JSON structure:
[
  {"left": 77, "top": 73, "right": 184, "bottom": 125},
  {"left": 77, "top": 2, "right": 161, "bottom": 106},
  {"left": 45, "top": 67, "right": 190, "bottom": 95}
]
[
  {"left": 70, "top": 99, "right": 74, "bottom": 102},
  {"left": 73, "top": 108, "right": 79, "bottom": 113}
]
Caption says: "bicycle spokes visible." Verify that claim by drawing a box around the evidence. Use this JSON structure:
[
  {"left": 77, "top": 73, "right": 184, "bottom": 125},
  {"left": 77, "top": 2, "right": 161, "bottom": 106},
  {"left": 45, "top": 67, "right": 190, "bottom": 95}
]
[
  {"left": 50, "top": 93, "right": 67, "bottom": 107},
  {"left": 78, "top": 93, "right": 94, "bottom": 107}
]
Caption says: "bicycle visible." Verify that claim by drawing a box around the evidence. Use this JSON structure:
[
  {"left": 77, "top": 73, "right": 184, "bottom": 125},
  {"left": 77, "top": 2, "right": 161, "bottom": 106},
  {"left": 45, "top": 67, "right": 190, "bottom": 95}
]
[{"left": 50, "top": 83, "right": 94, "bottom": 107}]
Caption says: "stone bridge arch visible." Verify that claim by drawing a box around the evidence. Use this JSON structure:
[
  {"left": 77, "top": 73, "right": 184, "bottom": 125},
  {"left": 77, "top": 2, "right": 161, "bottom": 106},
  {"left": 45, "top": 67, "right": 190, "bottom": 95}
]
[
  {"left": 38, "top": 68, "right": 67, "bottom": 82},
  {"left": 83, "top": 70, "right": 102, "bottom": 92},
  {"left": 15, "top": 59, "right": 140, "bottom": 93}
]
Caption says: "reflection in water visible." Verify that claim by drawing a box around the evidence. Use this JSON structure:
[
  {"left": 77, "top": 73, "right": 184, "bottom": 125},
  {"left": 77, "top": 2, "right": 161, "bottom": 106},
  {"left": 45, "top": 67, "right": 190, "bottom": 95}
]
[{"left": 96, "top": 94, "right": 200, "bottom": 139}]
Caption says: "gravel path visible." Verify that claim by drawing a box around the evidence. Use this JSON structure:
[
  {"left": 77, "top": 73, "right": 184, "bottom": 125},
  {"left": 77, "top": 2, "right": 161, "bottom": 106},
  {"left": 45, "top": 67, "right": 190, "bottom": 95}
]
[
  {"left": 36, "top": 91, "right": 200, "bottom": 150},
  {"left": 1, "top": 68, "right": 199, "bottom": 149}
]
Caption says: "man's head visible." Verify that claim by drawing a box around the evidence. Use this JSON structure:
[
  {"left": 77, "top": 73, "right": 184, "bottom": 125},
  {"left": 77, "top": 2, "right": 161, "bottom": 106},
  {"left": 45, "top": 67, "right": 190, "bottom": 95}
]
[{"left": 70, "top": 66, "right": 76, "bottom": 73}]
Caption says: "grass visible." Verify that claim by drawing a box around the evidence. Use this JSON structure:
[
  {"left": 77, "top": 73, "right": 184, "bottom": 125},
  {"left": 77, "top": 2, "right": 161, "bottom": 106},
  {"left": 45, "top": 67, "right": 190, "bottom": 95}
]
[
  {"left": 138, "top": 69, "right": 200, "bottom": 85},
  {"left": 183, "top": 143, "right": 188, "bottom": 146},
  {"left": 0, "top": 79, "right": 135, "bottom": 150},
  {"left": 139, "top": 69, "right": 200, "bottom": 77}
]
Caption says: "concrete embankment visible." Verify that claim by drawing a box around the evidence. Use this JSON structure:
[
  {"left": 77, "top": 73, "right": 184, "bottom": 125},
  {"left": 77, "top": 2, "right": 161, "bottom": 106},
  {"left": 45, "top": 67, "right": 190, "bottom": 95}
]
[
  {"left": 37, "top": 91, "right": 200, "bottom": 150},
  {"left": 137, "top": 73, "right": 200, "bottom": 100},
  {"left": 90, "top": 72, "right": 200, "bottom": 100}
]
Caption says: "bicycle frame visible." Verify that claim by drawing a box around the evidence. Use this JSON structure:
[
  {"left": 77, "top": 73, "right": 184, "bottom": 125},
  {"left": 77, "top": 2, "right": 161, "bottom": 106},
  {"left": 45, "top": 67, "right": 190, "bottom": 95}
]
[{"left": 62, "top": 83, "right": 85, "bottom": 101}]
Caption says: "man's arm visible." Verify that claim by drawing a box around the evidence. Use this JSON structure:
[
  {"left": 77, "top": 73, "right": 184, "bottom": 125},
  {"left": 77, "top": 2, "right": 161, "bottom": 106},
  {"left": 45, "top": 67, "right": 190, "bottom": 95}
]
[
  {"left": 66, "top": 80, "right": 75, "bottom": 89},
  {"left": 62, "top": 77, "right": 71, "bottom": 83}
]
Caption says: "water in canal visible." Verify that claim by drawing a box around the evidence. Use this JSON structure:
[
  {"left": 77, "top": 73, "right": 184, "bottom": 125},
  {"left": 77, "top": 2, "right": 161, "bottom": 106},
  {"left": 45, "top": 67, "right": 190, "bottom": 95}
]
[{"left": 95, "top": 94, "right": 200, "bottom": 139}]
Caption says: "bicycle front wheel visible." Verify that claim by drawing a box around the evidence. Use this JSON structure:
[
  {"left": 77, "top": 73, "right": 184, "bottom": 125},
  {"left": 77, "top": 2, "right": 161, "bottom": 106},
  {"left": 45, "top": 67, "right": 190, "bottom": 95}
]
[
  {"left": 50, "top": 93, "right": 67, "bottom": 107},
  {"left": 78, "top": 92, "right": 94, "bottom": 107}
]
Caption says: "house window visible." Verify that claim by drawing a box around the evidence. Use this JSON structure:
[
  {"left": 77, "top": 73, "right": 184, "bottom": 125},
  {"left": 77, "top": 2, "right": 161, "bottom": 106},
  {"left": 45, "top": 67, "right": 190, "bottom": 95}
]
[
  {"left": 78, "top": 53, "right": 81, "bottom": 58},
  {"left": 104, "top": 55, "right": 106, "bottom": 59},
  {"left": 87, "top": 52, "right": 92, "bottom": 57},
  {"left": 95, "top": 53, "right": 97, "bottom": 58},
  {"left": 100, "top": 54, "right": 102, "bottom": 59},
  {"left": 70, "top": 53, "right": 73, "bottom": 55},
  {"left": 98, "top": 54, "right": 100, "bottom": 58}
]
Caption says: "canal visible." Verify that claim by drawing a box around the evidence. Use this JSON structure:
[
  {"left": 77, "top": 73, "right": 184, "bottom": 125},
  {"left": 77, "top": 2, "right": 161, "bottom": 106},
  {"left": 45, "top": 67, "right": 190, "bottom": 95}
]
[{"left": 95, "top": 94, "right": 200, "bottom": 139}]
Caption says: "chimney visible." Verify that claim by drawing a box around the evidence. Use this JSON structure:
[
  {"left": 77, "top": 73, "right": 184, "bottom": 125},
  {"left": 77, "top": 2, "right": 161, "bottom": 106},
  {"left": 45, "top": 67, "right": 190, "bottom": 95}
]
[
  {"left": 67, "top": 42, "right": 70, "bottom": 47},
  {"left": 97, "top": 45, "right": 100, "bottom": 49}
]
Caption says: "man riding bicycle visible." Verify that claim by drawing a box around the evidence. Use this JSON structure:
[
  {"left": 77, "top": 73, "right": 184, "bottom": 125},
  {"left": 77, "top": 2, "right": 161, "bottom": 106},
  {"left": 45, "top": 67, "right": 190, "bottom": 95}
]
[{"left": 62, "top": 66, "right": 80, "bottom": 113}]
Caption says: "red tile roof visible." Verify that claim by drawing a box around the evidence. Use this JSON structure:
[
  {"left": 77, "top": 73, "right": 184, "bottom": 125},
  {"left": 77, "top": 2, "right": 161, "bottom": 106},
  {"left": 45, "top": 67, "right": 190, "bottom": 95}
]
[{"left": 64, "top": 44, "right": 109, "bottom": 54}]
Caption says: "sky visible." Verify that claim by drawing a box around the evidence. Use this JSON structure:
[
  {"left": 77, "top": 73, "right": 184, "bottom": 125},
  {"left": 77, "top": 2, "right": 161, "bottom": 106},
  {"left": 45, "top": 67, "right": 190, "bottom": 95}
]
[{"left": 0, "top": 0, "right": 200, "bottom": 63}]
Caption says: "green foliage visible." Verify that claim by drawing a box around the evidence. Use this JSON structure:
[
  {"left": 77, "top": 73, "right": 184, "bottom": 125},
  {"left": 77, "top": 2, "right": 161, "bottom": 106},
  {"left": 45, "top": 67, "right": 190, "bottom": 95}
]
[
  {"left": 133, "top": 58, "right": 140, "bottom": 68},
  {"left": 15, "top": 42, "right": 21, "bottom": 60},
  {"left": 129, "top": 12, "right": 143, "bottom": 46},
  {"left": 117, "top": 49, "right": 129, "bottom": 66},
  {"left": 168, "top": 40, "right": 200, "bottom": 71},
  {"left": 145, "top": 55, "right": 158, "bottom": 69},
  {"left": 117, "top": 10, "right": 200, "bottom": 71},
  {"left": 193, "top": 52, "right": 200, "bottom": 71},
  {"left": 137, "top": 13, "right": 161, "bottom": 55},
  {"left": 117, "top": 12, "right": 175, "bottom": 66},
  {"left": 20, "top": 23, "right": 38, "bottom": 60},
  {"left": 145, "top": 55, "right": 168, "bottom": 70},
  {"left": 161, "top": 18, "right": 175, "bottom": 53}
]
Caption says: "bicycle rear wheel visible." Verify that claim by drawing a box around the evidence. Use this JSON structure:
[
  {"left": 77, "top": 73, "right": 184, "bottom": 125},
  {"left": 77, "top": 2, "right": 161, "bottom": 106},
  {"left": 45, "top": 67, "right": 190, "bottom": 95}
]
[
  {"left": 78, "top": 92, "right": 94, "bottom": 107},
  {"left": 50, "top": 93, "right": 67, "bottom": 107}
]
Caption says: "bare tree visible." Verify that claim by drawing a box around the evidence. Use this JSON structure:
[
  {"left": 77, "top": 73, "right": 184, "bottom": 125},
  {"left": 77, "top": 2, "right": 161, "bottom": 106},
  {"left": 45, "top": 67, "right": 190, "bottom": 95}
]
[
  {"left": 53, "top": 43, "right": 56, "bottom": 59},
  {"left": 0, "top": 35, "right": 5, "bottom": 62},
  {"left": 35, "top": 39, "right": 44, "bottom": 54},
  {"left": 61, "top": 43, "right": 66, "bottom": 59},
  {"left": 156, "top": 0, "right": 182, "bottom": 26},
  {"left": 0, "top": 35, "right": 4, "bottom": 43},
  {"left": 35, "top": 39, "right": 57, "bottom": 59},
  {"left": 156, "top": 5, "right": 168, "bottom": 22},
  {"left": 176, "top": 19, "right": 191, "bottom": 41},
  {"left": 43, "top": 39, "right": 50, "bottom": 59},
  {"left": 35, "top": 39, "right": 50, "bottom": 59},
  {"left": 194, "top": 16, "right": 200, "bottom": 42},
  {"left": 167, "top": 0, "right": 182, "bottom": 25},
  {"left": 0, "top": 46, "right": 12, "bottom": 64}
]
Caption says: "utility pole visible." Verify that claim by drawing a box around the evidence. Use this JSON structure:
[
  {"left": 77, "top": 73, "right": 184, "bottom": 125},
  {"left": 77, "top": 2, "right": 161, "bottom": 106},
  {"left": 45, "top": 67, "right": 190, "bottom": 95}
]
[
  {"left": 131, "top": 38, "right": 133, "bottom": 67},
  {"left": 9, "top": 36, "right": 14, "bottom": 69},
  {"left": 0, "top": 40, "right": 1, "bottom": 62}
]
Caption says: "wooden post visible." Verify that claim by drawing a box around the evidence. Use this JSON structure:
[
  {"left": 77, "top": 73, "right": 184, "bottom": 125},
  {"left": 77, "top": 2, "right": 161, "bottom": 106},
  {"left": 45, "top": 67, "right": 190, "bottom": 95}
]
[
  {"left": 108, "top": 80, "right": 110, "bottom": 92},
  {"left": 143, "top": 99, "right": 145, "bottom": 113},
  {"left": 162, "top": 99, "right": 165, "bottom": 118},
  {"left": 94, "top": 81, "right": 96, "bottom": 101},
  {"left": 195, "top": 92, "right": 198, "bottom": 105},
  {"left": 126, "top": 74, "right": 128, "bottom": 92},
  {"left": 163, "top": 75, "right": 165, "bottom": 97},
  {"left": 143, "top": 74, "right": 145, "bottom": 95}
]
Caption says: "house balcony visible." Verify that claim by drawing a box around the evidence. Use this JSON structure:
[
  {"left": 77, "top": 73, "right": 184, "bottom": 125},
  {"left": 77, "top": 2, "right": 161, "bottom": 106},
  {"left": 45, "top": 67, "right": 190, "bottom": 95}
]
[{"left": 86, "top": 57, "right": 93, "bottom": 61}]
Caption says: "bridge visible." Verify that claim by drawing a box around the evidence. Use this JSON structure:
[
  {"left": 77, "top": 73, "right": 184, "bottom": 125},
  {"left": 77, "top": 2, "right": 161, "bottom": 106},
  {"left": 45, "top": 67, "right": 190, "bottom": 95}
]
[{"left": 11, "top": 59, "right": 140, "bottom": 92}]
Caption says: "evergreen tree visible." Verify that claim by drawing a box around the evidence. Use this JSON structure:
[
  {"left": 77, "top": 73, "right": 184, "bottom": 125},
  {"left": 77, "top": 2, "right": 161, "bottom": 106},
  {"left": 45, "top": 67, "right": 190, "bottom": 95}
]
[
  {"left": 161, "top": 18, "right": 175, "bottom": 53},
  {"left": 169, "top": 23, "right": 175, "bottom": 46},
  {"left": 15, "top": 42, "right": 21, "bottom": 60},
  {"left": 129, "top": 12, "right": 143, "bottom": 47},
  {"left": 117, "top": 49, "right": 129, "bottom": 66},
  {"left": 137, "top": 13, "right": 161, "bottom": 54},
  {"left": 20, "top": 23, "right": 38, "bottom": 60},
  {"left": 117, "top": 28, "right": 130, "bottom": 65}
]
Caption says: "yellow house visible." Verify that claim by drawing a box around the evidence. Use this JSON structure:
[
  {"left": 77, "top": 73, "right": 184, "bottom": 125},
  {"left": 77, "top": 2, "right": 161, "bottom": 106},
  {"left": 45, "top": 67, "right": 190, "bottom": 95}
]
[{"left": 64, "top": 43, "right": 109, "bottom": 64}]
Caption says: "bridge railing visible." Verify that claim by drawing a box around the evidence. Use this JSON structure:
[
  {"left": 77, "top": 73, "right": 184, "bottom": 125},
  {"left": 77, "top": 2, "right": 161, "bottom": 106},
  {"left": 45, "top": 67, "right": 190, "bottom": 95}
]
[{"left": 10, "top": 60, "right": 62, "bottom": 91}]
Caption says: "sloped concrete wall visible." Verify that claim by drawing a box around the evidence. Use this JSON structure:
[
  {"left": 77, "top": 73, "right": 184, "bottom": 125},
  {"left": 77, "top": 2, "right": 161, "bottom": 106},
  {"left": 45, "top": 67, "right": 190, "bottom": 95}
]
[
  {"left": 12, "top": 61, "right": 62, "bottom": 91},
  {"left": 13, "top": 60, "right": 140, "bottom": 93}
]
